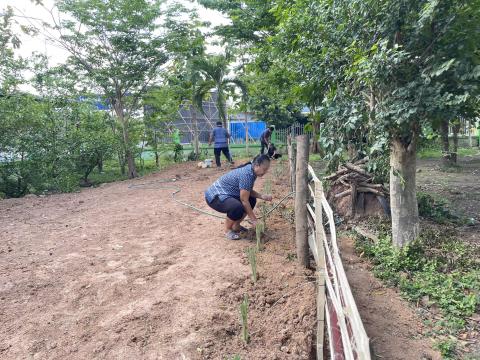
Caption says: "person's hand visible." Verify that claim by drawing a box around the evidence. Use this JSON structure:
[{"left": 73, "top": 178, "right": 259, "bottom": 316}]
[
  {"left": 262, "top": 194, "right": 273, "bottom": 202},
  {"left": 248, "top": 216, "right": 258, "bottom": 227}
]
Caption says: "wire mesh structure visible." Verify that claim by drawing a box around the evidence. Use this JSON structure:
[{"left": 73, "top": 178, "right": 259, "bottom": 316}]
[{"left": 169, "top": 93, "right": 221, "bottom": 144}]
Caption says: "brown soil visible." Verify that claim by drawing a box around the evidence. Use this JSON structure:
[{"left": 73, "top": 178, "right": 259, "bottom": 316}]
[
  {"left": 417, "top": 155, "right": 480, "bottom": 250},
  {"left": 338, "top": 235, "right": 441, "bottom": 360},
  {"left": 0, "top": 158, "right": 449, "bottom": 360},
  {"left": 0, "top": 162, "right": 316, "bottom": 360},
  {"left": 417, "top": 155, "right": 480, "bottom": 222}
]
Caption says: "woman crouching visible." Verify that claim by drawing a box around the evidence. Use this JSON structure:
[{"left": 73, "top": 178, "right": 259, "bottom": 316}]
[{"left": 205, "top": 155, "right": 272, "bottom": 240}]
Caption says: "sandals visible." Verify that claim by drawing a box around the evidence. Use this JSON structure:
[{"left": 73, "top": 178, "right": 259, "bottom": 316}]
[{"left": 226, "top": 230, "right": 241, "bottom": 240}]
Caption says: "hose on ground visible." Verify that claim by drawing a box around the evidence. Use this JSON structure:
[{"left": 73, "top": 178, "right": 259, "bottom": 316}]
[{"left": 128, "top": 178, "right": 294, "bottom": 220}]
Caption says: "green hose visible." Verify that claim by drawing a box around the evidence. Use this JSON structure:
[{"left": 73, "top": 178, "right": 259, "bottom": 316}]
[{"left": 128, "top": 178, "right": 294, "bottom": 220}]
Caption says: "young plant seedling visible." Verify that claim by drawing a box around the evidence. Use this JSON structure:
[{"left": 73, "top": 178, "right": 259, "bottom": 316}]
[
  {"left": 261, "top": 202, "right": 267, "bottom": 230},
  {"left": 240, "top": 295, "right": 249, "bottom": 344},
  {"left": 247, "top": 247, "right": 258, "bottom": 283},
  {"left": 256, "top": 222, "right": 264, "bottom": 251}
]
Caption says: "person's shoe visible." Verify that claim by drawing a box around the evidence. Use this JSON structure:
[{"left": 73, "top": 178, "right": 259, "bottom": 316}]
[
  {"left": 233, "top": 225, "right": 249, "bottom": 232},
  {"left": 226, "top": 230, "right": 241, "bottom": 240}
]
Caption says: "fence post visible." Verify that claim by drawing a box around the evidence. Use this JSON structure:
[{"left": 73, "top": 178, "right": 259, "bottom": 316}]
[
  {"left": 287, "top": 135, "right": 296, "bottom": 193},
  {"left": 295, "top": 134, "right": 309, "bottom": 267},
  {"left": 314, "top": 180, "right": 326, "bottom": 359}
]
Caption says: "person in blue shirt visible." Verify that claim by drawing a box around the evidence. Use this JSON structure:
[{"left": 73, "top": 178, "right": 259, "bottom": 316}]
[
  {"left": 209, "top": 121, "right": 233, "bottom": 167},
  {"left": 205, "top": 155, "right": 273, "bottom": 240},
  {"left": 260, "top": 125, "right": 275, "bottom": 154}
]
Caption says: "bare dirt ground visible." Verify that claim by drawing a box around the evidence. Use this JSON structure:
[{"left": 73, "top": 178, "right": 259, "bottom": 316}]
[
  {"left": 0, "top": 161, "right": 316, "bottom": 360},
  {"left": 417, "top": 155, "right": 480, "bottom": 250},
  {"left": 1, "top": 158, "right": 454, "bottom": 360},
  {"left": 338, "top": 235, "right": 441, "bottom": 360}
]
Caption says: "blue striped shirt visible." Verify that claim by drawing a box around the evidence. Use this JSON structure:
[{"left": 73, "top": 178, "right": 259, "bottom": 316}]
[{"left": 205, "top": 164, "right": 257, "bottom": 203}]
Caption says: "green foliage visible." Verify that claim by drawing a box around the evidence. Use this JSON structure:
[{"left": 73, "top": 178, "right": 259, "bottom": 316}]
[
  {"left": 173, "top": 144, "right": 184, "bottom": 163},
  {"left": 417, "top": 192, "right": 462, "bottom": 224},
  {"left": 356, "top": 231, "right": 480, "bottom": 333},
  {"left": 434, "top": 339, "right": 457, "bottom": 359},
  {"left": 240, "top": 294, "right": 249, "bottom": 343}
]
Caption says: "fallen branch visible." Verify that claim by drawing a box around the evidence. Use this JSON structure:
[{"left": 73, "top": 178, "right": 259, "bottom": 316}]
[
  {"left": 357, "top": 186, "right": 385, "bottom": 197},
  {"left": 335, "top": 189, "right": 352, "bottom": 199},
  {"left": 324, "top": 167, "right": 348, "bottom": 180},
  {"left": 354, "top": 157, "right": 369, "bottom": 165},
  {"left": 344, "top": 163, "right": 373, "bottom": 178}
]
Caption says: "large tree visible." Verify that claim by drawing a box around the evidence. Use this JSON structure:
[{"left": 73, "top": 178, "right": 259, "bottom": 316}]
[
  {"left": 272, "top": 0, "right": 480, "bottom": 246},
  {"left": 41, "top": 0, "right": 169, "bottom": 178}
]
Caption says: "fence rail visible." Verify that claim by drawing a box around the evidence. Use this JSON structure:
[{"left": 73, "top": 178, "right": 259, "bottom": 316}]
[{"left": 305, "top": 163, "right": 370, "bottom": 359}]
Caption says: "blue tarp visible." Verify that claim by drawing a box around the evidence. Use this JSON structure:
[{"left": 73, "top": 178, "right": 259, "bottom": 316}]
[{"left": 230, "top": 121, "right": 266, "bottom": 141}]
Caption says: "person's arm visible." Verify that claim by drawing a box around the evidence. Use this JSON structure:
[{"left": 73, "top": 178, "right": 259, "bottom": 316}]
[
  {"left": 240, "top": 189, "right": 257, "bottom": 225},
  {"left": 226, "top": 130, "right": 231, "bottom": 145},
  {"left": 250, "top": 190, "right": 272, "bottom": 201}
]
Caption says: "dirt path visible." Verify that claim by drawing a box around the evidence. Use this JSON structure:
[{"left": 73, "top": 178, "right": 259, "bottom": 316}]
[
  {"left": 0, "top": 162, "right": 316, "bottom": 359},
  {"left": 338, "top": 236, "right": 441, "bottom": 360}
]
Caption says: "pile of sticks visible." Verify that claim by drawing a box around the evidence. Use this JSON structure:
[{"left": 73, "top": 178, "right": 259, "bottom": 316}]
[{"left": 325, "top": 157, "right": 388, "bottom": 202}]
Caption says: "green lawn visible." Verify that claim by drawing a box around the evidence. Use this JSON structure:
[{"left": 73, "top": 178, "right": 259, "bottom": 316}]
[{"left": 417, "top": 147, "right": 480, "bottom": 159}]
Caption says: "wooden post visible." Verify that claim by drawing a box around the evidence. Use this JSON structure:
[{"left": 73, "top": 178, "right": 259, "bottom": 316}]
[
  {"left": 295, "top": 134, "right": 309, "bottom": 267},
  {"left": 287, "top": 134, "right": 296, "bottom": 193},
  {"left": 315, "top": 180, "right": 326, "bottom": 360}
]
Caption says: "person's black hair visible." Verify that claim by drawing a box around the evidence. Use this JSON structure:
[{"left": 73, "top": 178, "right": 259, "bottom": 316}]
[
  {"left": 216, "top": 121, "right": 222, "bottom": 126},
  {"left": 236, "top": 154, "right": 270, "bottom": 169},
  {"left": 269, "top": 125, "right": 275, "bottom": 131}
]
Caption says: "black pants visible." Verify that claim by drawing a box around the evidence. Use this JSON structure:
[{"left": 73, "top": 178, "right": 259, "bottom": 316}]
[
  {"left": 260, "top": 141, "right": 268, "bottom": 155},
  {"left": 214, "top": 147, "right": 232, "bottom": 167},
  {"left": 207, "top": 196, "right": 256, "bottom": 221}
]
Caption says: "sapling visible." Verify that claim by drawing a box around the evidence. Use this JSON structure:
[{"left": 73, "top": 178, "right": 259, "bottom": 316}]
[
  {"left": 240, "top": 294, "right": 249, "bottom": 343},
  {"left": 256, "top": 222, "right": 264, "bottom": 251},
  {"left": 261, "top": 202, "right": 267, "bottom": 230},
  {"left": 247, "top": 247, "right": 258, "bottom": 282}
]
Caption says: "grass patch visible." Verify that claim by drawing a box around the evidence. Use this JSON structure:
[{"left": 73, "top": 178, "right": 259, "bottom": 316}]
[
  {"left": 89, "top": 158, "right": 167, "bottom": 186},
  {"left": 417, "top": 192, "right": 465, "bottom": 224},
  {"left": 417, "top": 147, "right": 480, "bottom": 159},
  {"left": 355, "top": 228, "right": 480, "bottom": 335}
]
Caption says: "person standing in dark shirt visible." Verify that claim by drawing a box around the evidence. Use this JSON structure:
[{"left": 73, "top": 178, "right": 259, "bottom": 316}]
[
  {"left": 209, "top": 121, "right": 233, "bottom": 167},
  {"left": 260, "top": 125, "right": 275, "bottom": 154}
]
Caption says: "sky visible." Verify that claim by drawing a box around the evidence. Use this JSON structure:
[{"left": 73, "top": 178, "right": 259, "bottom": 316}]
[{"left": 3, "top": 0, "right": 230, "bottom": 66}]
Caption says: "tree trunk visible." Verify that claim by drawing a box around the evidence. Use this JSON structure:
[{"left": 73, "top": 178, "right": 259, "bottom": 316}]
[
  {"left": 310, "top": 121, "right": 320, "bottom": 154},
  {"left": 295, "top": 134, "right": 310, "bottom": 267},
  {"left": 153, "top": 131, "right": 159, "bottom": 167},
  {"left": 390, "top": 136, "right": 420, "bottom": 247},
  {"left": 118, "top": 150, "right": 126, "bottom": 175},
  {"left": 440, "top": 119, "right": 454, "bottom": 166},
  {"left": 467, "top": 120, "right": 473, "bottom": 148},
  {"left": 452, "top": 122, "right": 460, "bottom": 164},
  {"left": 114, "top": 95, "right": 137, "bottom": 178},
  {"left": 191, "top": 105, "right": 199, "bottom": 159},
  {"left": 97, "top": 155, "right": 103, "bottom": 173}
]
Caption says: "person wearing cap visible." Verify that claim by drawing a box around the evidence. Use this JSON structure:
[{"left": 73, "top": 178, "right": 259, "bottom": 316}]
[
  {"left": 209, "top": 121, "right": 234, "bottom": 167},
  {"left": 260, "top": 125, "right": 275, "bottom": 155}
]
